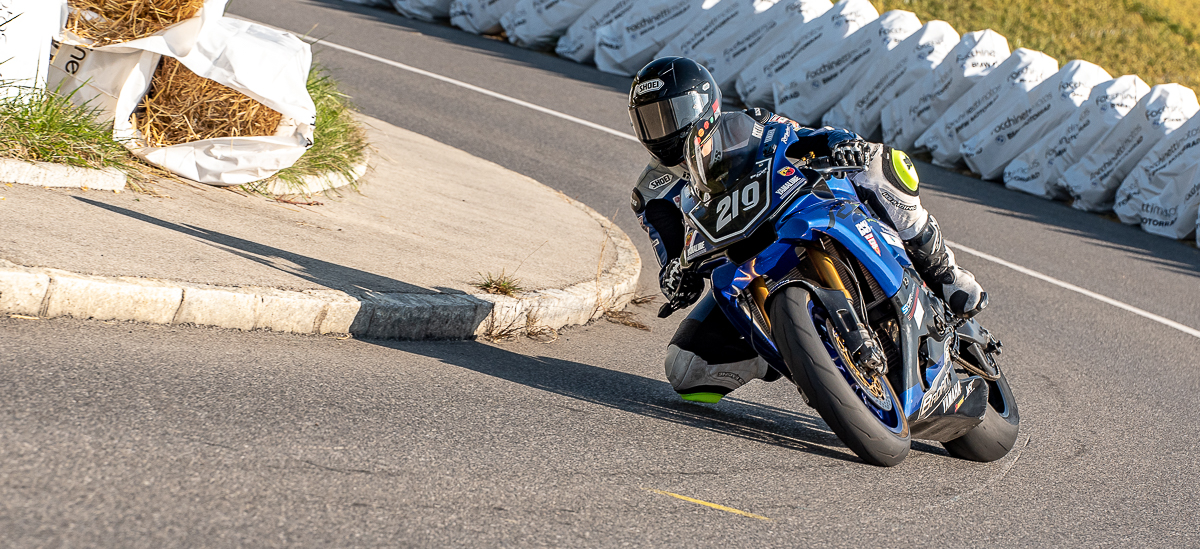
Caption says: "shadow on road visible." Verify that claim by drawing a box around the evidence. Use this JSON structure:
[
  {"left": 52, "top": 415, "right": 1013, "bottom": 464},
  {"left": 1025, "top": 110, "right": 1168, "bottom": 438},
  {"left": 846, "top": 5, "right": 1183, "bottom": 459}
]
[
  {"left": 380, "top": 338, "right": 869, "bottom": 464},
  {"left": 918, "top": 159, "right": 1200, "bottom": 280},
  {"left": 71, "top": 196, "right": 433, "bottom": 296}
]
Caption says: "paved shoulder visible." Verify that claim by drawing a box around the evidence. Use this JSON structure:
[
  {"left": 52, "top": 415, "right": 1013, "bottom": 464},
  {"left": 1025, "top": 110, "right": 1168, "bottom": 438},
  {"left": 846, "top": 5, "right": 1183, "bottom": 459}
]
[{"left": 0, "top": 115, "right": 640, "bottom": 339}]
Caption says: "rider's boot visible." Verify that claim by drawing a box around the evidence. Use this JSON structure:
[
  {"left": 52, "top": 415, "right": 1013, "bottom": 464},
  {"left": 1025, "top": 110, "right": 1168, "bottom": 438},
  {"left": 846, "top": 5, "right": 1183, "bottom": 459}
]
[
  {"left": 665, "top": 345, "right": 778, "bottom": 403},
  {"left": 904, "top": 215, "right": 987, "bottom": 317}
]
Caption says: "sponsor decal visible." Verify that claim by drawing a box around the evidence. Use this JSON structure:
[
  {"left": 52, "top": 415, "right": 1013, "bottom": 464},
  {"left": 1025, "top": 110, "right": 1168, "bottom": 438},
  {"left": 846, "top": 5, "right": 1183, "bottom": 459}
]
[
  {"left": 764, "top": 128, "right": 775, "bottom": 142},
  {"left": 954, "top": 379, "right": 976, "bottom": 413},
  {"left": 856, "top": 220, "right": 881, "bottom": 255},
  {"left": 635, "top": 79, "right": 664, "bottom": 96},
  {"left": 716, "top": 371, "right": 746, "bottom": 384},
  {"left": 880, "top": 228, "right": 904, "bottom": 249},
  {"left": 647, "top": 173, "right": 673, "bottom": 190},
  {"left": 752, "top": 124, "right": 764, "bottom": 139},
  {"left": 684, "top": 231, "right": 706, "bottom": 259},
  {"left": 938, "top": 379, "right": 963, "bottom": 414},
  {"left": 775, "top": 175, "right": 802, "bottom": 197},
  {"left": 777, "top": 166, "right": 795, "bottom": 177},
  {"left": 919, "top": 365, "right": 952, "bottom": 419},
  {"left": 900, "top": 289, "right": 916, "bottom": 316}
]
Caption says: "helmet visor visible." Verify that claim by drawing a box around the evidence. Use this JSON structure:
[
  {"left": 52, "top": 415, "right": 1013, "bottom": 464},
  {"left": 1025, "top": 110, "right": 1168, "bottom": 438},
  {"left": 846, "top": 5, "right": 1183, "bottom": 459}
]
[{"left": 630, "top": 91, "right": 712, "bottom": 142}]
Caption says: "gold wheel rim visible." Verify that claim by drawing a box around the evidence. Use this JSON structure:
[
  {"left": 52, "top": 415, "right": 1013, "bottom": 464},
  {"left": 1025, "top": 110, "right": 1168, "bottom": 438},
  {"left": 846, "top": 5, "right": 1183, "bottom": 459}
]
[{"left": 828, "top": 321, "right": 889, "bottom": 404}]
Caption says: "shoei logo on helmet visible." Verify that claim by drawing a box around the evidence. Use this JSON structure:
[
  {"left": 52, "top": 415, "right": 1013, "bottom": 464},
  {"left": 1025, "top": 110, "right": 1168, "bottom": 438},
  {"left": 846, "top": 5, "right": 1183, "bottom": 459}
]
[{"left": 635, "top": 79, "right": 664, "bottom": 96}]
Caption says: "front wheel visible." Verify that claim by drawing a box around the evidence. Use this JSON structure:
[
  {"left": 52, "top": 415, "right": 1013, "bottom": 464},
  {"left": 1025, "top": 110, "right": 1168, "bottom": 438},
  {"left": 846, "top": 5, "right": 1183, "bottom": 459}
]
[
  {"left": 942, "top": 362, "right": 1020, "bottom": 462},
  {"left": 770, "top": 286, "right": 910, "bottom": 466}
]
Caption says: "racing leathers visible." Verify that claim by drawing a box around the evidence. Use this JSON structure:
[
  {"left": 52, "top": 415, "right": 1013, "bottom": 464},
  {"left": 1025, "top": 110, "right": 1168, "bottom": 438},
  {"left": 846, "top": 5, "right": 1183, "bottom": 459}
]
[{"left": 631, "top": 108, "right": 985, "bottom": 402}]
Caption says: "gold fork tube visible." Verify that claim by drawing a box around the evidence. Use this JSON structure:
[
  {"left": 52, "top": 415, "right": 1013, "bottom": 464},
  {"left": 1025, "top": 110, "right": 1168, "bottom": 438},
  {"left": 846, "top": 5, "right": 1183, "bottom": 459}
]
[
  {"left": 807, "top": 247, "right": 852, "bottom": 300},
  {"left": 748, "top": 278, "right": 771, "bottom": 330}
]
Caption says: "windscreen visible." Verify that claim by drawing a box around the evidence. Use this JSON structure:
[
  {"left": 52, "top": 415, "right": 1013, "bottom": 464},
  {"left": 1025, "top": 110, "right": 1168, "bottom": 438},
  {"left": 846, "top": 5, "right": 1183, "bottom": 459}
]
[{"left": 684, "top": 112, "right": 762, "bottom": 195}]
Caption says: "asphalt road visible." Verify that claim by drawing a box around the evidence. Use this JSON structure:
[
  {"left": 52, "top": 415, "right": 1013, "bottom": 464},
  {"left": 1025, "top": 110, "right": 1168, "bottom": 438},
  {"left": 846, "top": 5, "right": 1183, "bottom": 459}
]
[{"left": 4, "top": 0, "right": 1200, "bottom": 545}]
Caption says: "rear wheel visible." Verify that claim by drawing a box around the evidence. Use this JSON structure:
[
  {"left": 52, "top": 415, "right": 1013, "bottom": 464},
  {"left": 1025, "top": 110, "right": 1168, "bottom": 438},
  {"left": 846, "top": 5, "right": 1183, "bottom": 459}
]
[
  {"left": 942, "top": 360, "right": 1020, "bottom": 462},
  {"left": 770, "top": 286, "right": 910, "bottom": 466}
]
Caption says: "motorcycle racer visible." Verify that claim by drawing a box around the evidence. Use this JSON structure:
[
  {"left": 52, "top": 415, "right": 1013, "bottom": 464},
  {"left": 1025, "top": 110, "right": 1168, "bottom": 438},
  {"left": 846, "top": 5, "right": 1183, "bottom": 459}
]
[{"left": 627, "top": 57, "right": 987, "bottom": 403}]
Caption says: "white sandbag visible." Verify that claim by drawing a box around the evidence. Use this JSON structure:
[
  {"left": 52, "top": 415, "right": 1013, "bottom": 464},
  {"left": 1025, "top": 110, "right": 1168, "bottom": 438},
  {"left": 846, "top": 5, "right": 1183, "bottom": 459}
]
[
  {"left": 914, "top": 48, "right": 1057, "bottom": 167},
  {"left": 555, "top": 0, "right": 636, "bottom": 63},
  {"left": 881, "top": 30, "right": 1009, "bottom": 151},
  {"left": 1004, "top": 75, "right": 1148, "bottom": 199},
  {"left": 501, "top": 0, "right": 596, "bottom": 49},
  {"left": 0, "top": 0, "right": 66, "bottom": 97},
  {"left": 1062, "top": 84, "right": 1199, "bottom": 212},
  {"left": 960, "top": 60, "right": 1112, "bottom": 180},
  {"left": 1112, "top": 112, "right": 1200, "bottom": 233},
  {"left": 655, "top": 0, "right": 758, "bottom": 62},
  {"left": 392, "top": 0, "right": 452, "bottom": 21},
  {"left": 694, "top": 0, "right": 832, "bottom": 96},
  {"left": 772, "top": 10, "right": 921, "bottom": 126},
  {"left": 339, "top": 0, "right": 390, "bottom": 7},
  {"left": 822, "top": 20, "right": 958, "bottom": 137},
  {"left": 65, "top": 0, "right": 228, "bottom": 59},
  {"left": 734, "top": 0, "right": 876, "bottom": 108},
  {"left": 450, "top": 0, "right": 520, "bottom": 34},
  {"left": 593, "top": 0, "right": 713, "bottom": 77},
  {"left": 52, "top": 18, "right": 316, "bottom": 186}
]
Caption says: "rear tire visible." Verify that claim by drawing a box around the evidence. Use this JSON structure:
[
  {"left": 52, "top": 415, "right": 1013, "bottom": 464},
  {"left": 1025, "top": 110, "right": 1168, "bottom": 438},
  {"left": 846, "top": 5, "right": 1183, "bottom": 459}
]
[
  {"left": 942, "top": 371, "right": 1020, "bottom": 462},
  {"left": 770, "top": 287, "right": 910, "bottom": 466}
]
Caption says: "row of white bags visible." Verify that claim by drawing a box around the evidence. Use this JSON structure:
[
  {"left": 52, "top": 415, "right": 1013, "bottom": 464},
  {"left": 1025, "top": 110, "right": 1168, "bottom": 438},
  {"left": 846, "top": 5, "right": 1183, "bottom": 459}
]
[
  {"left": 359, "top": 0, "right": 1200, "bottom": 239},
  {"left": 28, "top": 0, "right": 316, "bottom": 186}
]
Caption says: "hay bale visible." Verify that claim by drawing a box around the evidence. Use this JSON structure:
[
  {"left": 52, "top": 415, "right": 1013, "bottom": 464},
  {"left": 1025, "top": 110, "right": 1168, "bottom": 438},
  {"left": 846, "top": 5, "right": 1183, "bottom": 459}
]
[
  {"left": 136, "top": 57, "right": 284, "bottom": 147},
  {"left": 66, "top": 0, "right": 207, "bottom": 46}
]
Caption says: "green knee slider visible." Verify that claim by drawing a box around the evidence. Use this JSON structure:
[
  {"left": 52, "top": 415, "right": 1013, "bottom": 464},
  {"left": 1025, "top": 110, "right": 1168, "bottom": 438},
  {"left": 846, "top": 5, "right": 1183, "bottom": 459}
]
[{"left": 883, "top": 147, "right": 920, "bottom": 196}]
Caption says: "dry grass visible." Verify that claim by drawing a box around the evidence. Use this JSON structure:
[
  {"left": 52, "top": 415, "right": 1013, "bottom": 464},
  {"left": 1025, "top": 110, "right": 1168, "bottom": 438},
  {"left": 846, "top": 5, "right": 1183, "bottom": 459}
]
[
  {"left": 871, "top": 0, "right": 1200, "bottom": 89},
  {"left": 603, "top": 310, "right": 650, "bottom": 331},
  {"left": 473, "top": 270, "right": 524, "bottom": 297},
  {"left": 136, "top": 57, "right": 283, "bottom": 147},
  {"left": 66, "top": 0, "right": 206, "bottom": 46}
]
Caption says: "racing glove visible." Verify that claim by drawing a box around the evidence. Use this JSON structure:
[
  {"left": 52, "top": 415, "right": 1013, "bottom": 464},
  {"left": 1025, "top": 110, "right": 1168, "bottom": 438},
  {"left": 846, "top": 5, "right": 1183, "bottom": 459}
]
[
  {"left": 831, "top": 139, "right": 871, "bottom": 168},
  {"left": 658, "top": 258, "right": 704, "bottom": 317}
]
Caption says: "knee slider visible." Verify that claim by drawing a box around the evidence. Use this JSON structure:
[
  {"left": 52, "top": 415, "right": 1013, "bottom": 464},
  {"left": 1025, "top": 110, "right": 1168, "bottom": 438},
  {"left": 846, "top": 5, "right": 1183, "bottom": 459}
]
[{"left": 883, "top": 147, "right": 920, "bottom": 196}]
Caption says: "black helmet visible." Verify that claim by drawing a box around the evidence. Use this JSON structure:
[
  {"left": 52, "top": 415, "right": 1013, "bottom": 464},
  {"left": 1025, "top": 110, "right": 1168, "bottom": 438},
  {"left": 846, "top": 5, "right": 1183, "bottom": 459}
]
[{"left": 628, "top": 57, "right": 722, "bottom": 167}]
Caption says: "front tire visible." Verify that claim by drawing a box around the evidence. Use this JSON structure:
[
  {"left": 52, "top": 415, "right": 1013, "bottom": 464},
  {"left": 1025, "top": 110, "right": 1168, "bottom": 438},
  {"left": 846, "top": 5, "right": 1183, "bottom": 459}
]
[
  {"left": 770, "top": 287, "right": 910, "bottom": 466},
  {"left": 942, "top": 368, "right": 1020, "bottom": 462}
]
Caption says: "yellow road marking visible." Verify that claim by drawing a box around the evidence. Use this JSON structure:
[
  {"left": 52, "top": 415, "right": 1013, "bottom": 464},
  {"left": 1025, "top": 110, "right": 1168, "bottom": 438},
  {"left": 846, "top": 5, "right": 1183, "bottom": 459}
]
[{"left": 643, "top": 488, "right": 771, "bottom": 521}]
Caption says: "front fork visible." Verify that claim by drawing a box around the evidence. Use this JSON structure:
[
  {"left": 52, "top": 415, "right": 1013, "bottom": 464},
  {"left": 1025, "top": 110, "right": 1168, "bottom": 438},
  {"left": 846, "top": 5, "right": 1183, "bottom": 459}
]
[{"left": 747, "top": 245, "right": 887, "bottom": 374}]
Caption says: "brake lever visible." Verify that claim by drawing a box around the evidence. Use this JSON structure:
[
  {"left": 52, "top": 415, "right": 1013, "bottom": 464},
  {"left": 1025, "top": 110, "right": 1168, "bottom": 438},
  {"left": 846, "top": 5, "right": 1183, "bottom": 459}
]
[{"left": 658, "top": 302, "right": 678, "bottom": 318}]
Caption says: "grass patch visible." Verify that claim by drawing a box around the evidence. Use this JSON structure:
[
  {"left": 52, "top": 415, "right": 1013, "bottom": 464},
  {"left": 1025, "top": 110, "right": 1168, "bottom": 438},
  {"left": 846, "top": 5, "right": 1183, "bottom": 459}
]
[
  {"left": 0, "top": 86, "right": 137, "bottom": 172},
  {"left": 249, "top": 64, "right": 368, "bottom": 195},
  {"left": 473, "top": 270, "right": 524, "bottom": 296},
  {"left": 871, "top": 0, "right": 1200, "bottom": 89}
]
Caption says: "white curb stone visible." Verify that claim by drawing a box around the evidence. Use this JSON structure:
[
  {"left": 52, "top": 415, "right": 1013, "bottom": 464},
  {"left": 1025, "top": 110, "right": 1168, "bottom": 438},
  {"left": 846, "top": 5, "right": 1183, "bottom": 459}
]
[
  {"left": 0, "top": 158, "right": 126, "bottom": 191},
  {"left": 0, "top": 192, "right": 641, "bottom": 340},
  {"left": 262, "top": 156, "right": 370, "bottom": 196}
]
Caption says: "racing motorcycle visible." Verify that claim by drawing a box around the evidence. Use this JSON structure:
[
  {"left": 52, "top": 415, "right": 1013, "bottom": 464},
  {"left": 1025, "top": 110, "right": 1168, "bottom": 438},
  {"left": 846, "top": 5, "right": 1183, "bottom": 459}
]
[{"left": 659, "top": 112, "right": 1019, "bottom": 466}]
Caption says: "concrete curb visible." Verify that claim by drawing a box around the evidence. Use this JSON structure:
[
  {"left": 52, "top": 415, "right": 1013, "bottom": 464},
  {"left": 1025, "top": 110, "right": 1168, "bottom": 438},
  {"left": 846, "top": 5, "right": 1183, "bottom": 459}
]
[
  {"left": 260, "top": 154, "right": 371, "bottom": 196},
  {"left": 0, "top": 195, "right": 641, "bottom": 340},
  {"left": 0, "top": 158, "right": 126, "bottom": 191}
]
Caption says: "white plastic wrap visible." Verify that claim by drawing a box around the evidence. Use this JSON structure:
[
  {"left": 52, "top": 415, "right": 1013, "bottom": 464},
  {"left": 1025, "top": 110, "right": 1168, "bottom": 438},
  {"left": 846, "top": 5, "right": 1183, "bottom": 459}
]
[
  {"left": 593, "top": 0, "right": 713, "bottom": 77},
  {"left": 501, "top": 0, "right": 597, "bottom": 49},
  {"left": 1004, "top": 75, "right": 1149, "bottom": 199},
  {"left": 1113, "top": 113, "right": 1200, "bottom": 235},
  {"left": 555, "top": 0, "right": 635, "bottom": 63},
  {"left": 959, "top": 60, "right": 1112, "bottom": 180},
  {"left": 0, "top": 0, "right": 67, "bottom": 97},
  {"left": 450, "top": 0, "right": 520, "bottom": 34},
  {"left": 772, "top": 10, "right": 921, "bottom": 125},
  {"left": 821, "top": 20, "right": 959, "bottom": 137},
  {"left": 1062, "top": 84, "right": 1200, "bottom": 212},
  {"left": 734, "top": 0, "right": 876, "bottom": 108},
  {"left": 694, "top": 0, "right": 832, "bottom": 95},
  {"left": 392, "top": 0, "right": 453, "bottom": 21},
  {"left": 49, "top": 17, "right": 316, "bottom": 186},
  {"left": 881, "top": 30, "right": 1009, "bottom": 151},
  {"left": 914, "top": 48, "right": 1057, "bottom": 167}
]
